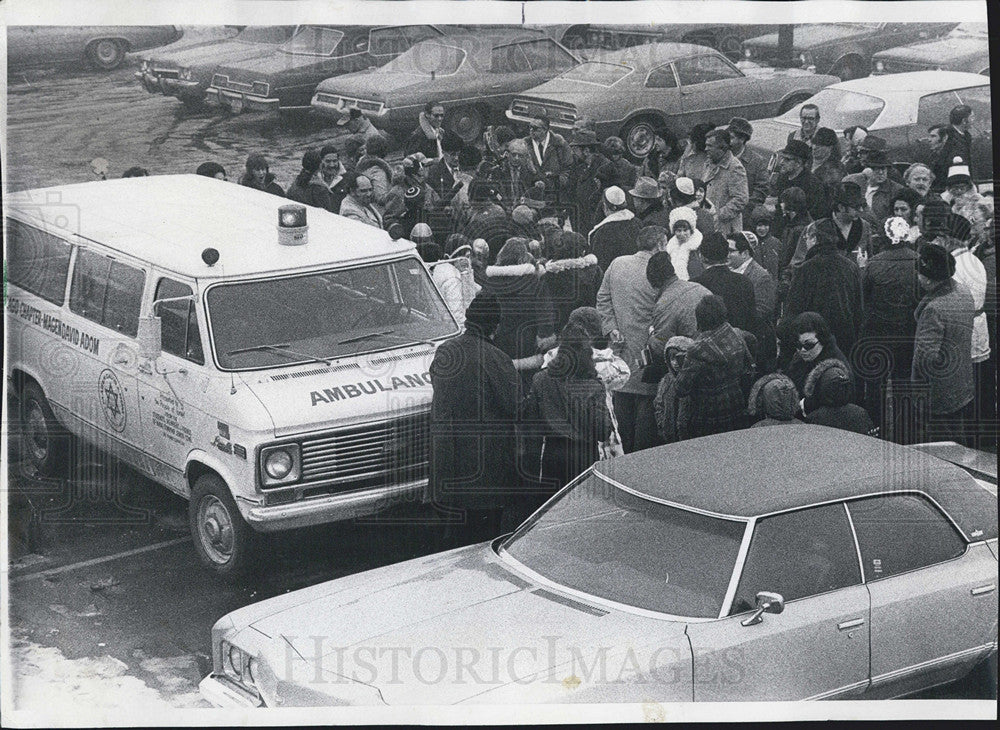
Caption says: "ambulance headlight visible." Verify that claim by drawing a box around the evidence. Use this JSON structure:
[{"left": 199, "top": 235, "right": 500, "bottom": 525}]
[{"left": 260, "top": 444, "right": 300, "bottom": 486}]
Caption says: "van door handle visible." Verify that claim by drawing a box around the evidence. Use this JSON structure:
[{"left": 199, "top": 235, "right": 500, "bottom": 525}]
[
  {"left": 112, "top": 353, "right": 129, "bottom": 366},
  {"left": 971, "top": 584, "right": 995, "bottom": 596},
  {"left": 837, "top": 618, "right": 865, "bottom": 631}
]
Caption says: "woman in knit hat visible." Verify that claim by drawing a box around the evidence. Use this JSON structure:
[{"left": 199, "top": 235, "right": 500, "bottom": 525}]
[{"left": 666, "top": 205, "right": 703, "bottom": 281}]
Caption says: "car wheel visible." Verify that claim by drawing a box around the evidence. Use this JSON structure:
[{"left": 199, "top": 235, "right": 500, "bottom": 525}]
[
  {"left": 778, "top": 93, "right": 813, "bottom": 115},
  {"left": 189, "top": 473, "right": 257, "bottom": 576},
  {"left": 87, "top": 39, "right": 127, "bottom": 71},
  {"left": 621, "top": 116, "right": 663, "bottom": 164},
  {"left": 446, "top": 105, "right": 485, "bottom": 145},
  {"left": 831, "top": 57, "right": 867, "bottom": 82},
  {"left": 18, "top": 381, "right": 69, "bottom": 478}
]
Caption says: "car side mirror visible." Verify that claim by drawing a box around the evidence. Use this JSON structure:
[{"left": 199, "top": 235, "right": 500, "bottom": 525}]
[
  {"left": 740, "top": 591, "right": 785, "bottom": 626},
  {"left": 138, "top": 315, "right": 162, "bottom": 360}
]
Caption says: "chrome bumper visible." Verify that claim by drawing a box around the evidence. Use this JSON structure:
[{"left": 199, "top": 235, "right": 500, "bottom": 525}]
[
  {"left": 205, "top": 87, "right": 279, "bottom": 113},
  {"left": 135, "top": 71, "right": 202, "bottom": 98},
  {"left": 199, "top": 675, "right": 263, "bottom": 708},
  {"left": 241, "top": 477, "right": 427, "bottom": 532}
]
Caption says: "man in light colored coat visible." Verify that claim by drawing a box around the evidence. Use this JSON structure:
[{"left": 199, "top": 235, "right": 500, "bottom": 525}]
[
  {"left": 339, "top": 173, "right": 383, "bottom": 229},
  {"left": 704, "top": 129, "right": 749, "bottom": 235},
  {"left": 596, "top": 226, "right": 662, "bottom": 452}
]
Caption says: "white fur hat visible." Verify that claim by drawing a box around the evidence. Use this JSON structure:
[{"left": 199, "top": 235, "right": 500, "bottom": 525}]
[{"left": 668, "top": 205, "right": 698, "bottom": 230}]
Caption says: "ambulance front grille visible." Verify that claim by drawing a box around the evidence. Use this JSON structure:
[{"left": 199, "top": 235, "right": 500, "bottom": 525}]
[{"left": 296, "top": 412, "right": 431, "bottom": 487}]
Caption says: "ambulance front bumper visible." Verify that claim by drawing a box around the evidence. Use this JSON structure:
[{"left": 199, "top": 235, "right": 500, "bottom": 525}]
[{"left": 242, "top": 478, "right": 426, "bottom": 532}]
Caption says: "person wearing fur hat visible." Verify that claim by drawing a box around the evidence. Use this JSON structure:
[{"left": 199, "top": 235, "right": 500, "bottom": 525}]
[
  {"left": 782, "top": 216, "right": 864, "bottom": 361},
  {"left": 540, "top": 231, "right": 603, "bottom": 333},
  {"left": 588, "top": 186, "right": 640, "bottom": 272},
  {"left": 911, "top": 243, "right": 976, "bottom": 444},
  {"left": 665, "top": 205, "right": 703, "bottom": 281},
  {"left": 801, "top": 359, "right": 874, "bottom": 435},
  {"left": 630, "top": 176, "right": 673, "bottom": 230},
  {"left": 483, "top": 237, "right": 555, "bottom": 371},
  {"left": 747, "top": 373, "right": 801, "bottom": 428},
  {"left": 239, "top": 152, "right": 285, "bottom": 197},
  {"left": 285, "top": 149, "right": 331, "bottom": 210},
  {"left": 429, "top": 292, "right": 521, "bottom": 546},
  {"left": 809, "top": 127, "right": 844, "bottom": 189},
  {"left": 653, "top": 335, "right": 695, "bottom": 442},
  {"left": 675, "top": 294, "right": 755, "bottom": 439}
]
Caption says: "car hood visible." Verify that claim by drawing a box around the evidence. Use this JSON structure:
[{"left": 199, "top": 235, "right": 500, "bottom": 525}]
[
  {"left": 217, "top": 51, "right": 328, "bottom": 80},
  {"left": 745, "top": 24, "right": 871, "bottom": 51},
  {"left": 238, "top": 346, "right": 435, "bottom": 438},
  {"left": 144, "top": 39, "right": 278, "bottom": 70},
  {"left": 512, "top": 76, "right": 613, "bottom": 108},
  {"left": 875, "top": 35, "right": 988, "bottom": 64},
  {"left": 240, "top": 543, "right": 691, "bottom": 705},
  {"left": 315, "top": 70, "right": 434, "bottom": 104}
]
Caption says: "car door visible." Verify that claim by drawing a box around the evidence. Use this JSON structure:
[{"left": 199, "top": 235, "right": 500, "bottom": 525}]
[
  {"left": 674, "top": 54, "right": 770, "bottom": 129},
  {"left": 687, "top": 503, "right": 870, "bottom": 700},
  {"left": 68, "top": 248, "right": 149, "bottom": 473},
  {"left": 848, "top": 493, "right": 998, "bottom": 699},
  {"left": 641, "top": 62, "right": 683, "bottom": 122}
]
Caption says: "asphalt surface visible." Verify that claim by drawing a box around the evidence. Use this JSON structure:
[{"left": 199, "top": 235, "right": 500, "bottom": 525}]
[{"left": 4, "top": 29, "right": 993, "bottom": 711}]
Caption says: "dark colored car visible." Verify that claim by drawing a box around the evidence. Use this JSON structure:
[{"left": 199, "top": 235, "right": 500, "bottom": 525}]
[
  {"left": 135, "top": 26, "right": 296, "bottom": 107},
  {"left": 558, "top": 23, "right": 782, "bottom": 61},
  {"left": 507, "top": 43, "right": 837, "bottom": 161},
  {"left": 311, "top": 29, "right": 580, "bottom": 143},
  {"left": 742, "top": 22, "right": 960, "bottom": 81},
  {"left": 873, "top": 23, "right": 989, "bottom": 77},
  {"left": 205, "top": 25, "right": 447, "bottom": 114},
  {"left": 7, "top": 25, "right": 183, "bottom": 71},
  {"left": 745, "top": 71, "right": 992, "bottom": 182}
]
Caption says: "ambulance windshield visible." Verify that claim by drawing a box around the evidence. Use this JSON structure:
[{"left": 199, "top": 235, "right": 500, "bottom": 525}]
[{"left": 208, "top": 258, "right": 459, "bottom": 369}]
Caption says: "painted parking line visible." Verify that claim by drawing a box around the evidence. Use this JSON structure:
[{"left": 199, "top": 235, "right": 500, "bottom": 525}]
[{"left": 10, "top": 537, "right": 191, "bottom": 585}]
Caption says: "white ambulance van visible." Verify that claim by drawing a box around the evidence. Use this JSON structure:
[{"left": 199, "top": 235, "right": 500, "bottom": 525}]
[{"left": 6, "top": 175, "right": 460, "bottom": 575}]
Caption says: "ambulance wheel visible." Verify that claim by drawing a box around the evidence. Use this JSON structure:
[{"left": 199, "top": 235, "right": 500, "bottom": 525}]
[
  {"left": 19, "top": 381, "right": 68, "bottom": 478},
  {"left": 189, "top": 474, "right": 256, "bottom": 576}
]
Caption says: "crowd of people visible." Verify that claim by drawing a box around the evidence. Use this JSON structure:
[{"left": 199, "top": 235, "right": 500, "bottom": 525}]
[{"left": 96, "top": 98, "right": 995, "bottom": 542}]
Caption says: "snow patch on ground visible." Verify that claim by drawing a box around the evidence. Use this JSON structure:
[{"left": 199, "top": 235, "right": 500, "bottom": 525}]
[{"left": 10, "top": 637, "right": 210, "bottom": 713}]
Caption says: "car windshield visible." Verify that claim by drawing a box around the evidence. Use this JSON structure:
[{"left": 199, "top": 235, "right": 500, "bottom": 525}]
[
  {"left": 558, "top": 61, "right": 632, "bottom": 86},
  {"left": 501, "top": 472, "right": 746, "bottom": 618},
  {"left": 778, "top": 88, "right": 885, "bottom": 129},
  {"left": 207, "top": 258, "right": 458, "bottom": 370},
  {"left": 281, "top": 26, "right": 345, "bottom": 56},
  {"left": 380, "top": 42, "right": 466, "bottom": 76},
  {"left": 236, "top": 26, "right": 292, "bottom": 45}
]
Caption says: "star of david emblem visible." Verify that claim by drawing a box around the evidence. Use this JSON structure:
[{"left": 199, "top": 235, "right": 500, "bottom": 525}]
[{"left": 98, "top": 369, "right": 127, "bottom": 432}]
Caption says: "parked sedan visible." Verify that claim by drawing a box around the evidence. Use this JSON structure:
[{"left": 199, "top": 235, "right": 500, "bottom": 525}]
[
  {"left": 506, "top": 43, "right": 837, "bottom": 161},
  {"left": 199, "top": 427, "right": 997, "bottom": 706},
  {"left": 745, "top": 70, "right": 992, "bottom": 182},
  {"left": 872, "top": 23, "right": 989, "bottom": 77},
  {"left": 557, "top": 23, "right": 781, "bottom": 61},
  {"left": 311, "top": 29, "right": 580, "bottom": 143},
  {"left": 205, "top": 25, "right": 446, "bottom": 114},
  {"left": 742, "top": 22, "right": 959, "bottom": 81},
  {"left": 136, "top": 26, "right": 296, "bottom": 107},
  {"left": 7, "top": 25, "right": 183, "bottom": 71}
]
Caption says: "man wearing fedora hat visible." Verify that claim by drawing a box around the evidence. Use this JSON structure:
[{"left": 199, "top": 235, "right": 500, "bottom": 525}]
[
  {"left": 566, "top": 128, "right": 608, "bottom": 235},
  {"left": 770, "top": 139, "right": 830, "bottom": 223},
  {"left": 911, "top": 243, "right": 976, "bottom": 445},
  {"left": 844, "top": 148, "right": 904, "bottom": 225},
  {"left": 727, "top": 117, "right": 768, "bottom": 217},
  {"left": 629, "top": 176, "right": 673, "bottom": 230}
]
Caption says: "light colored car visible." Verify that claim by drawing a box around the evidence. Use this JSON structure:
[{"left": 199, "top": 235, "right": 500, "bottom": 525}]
[
  {"left": 7, "top": 25, "right": 183, "bottom": 71},
  {"left": 505, "top": 42, "right": 837, "bottom": 161},
  {"left": 199, "top": 427, "right": 998, "bottom": 705},
  {"left": 872, "top": 22, "right": 989, "bottom": 77},
  {"left": 746, "top": 70, "right": 992, "bottom": 182}
]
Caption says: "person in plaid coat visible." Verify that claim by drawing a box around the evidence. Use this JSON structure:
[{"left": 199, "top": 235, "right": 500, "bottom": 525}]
[{"left": 675, "top": 294, "right": 754, "bottom": 439}]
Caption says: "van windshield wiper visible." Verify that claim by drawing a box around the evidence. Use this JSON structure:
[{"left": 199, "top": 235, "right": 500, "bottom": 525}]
[
  {"left": 226, "top": 342, "right": 332, "bottom": 366},
  {"left": 338, "top": 329, "right": 396, "bottom": 346}
]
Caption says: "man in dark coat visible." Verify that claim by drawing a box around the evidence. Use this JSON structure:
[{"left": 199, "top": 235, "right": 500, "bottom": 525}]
[
  {"left": 693, "top": 233, "right": 757, "bottom": 336},
  {"left": 565, "top": 129, "right": 608, "bottom": 235},
  {"left": 429, "top": 293, "right": 521, "bottom": 546},
  {"left": 589, "top": 186, "right": 641, "bottom": 271},
  {"left": 782, "top": 218, "right": 864, "bottom": 361},
  {"left": 769, "top": 140, "right": 830, "bottom": 223},
  {"left": 486, "top": 138, "right": 542, "bottom": 213},
  {"left": 911, "top": 243, "right": 976, "bottom": 445},
  {"left": 629, "top": 176, "right": 673, "bottom": 230},
  {"left": 940, "top": 104, "right": 974, "bottom": 181}
]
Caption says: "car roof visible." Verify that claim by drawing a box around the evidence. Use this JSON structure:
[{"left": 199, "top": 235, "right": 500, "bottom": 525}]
[
  {"left": 592, "top": 425, "right": 996, "bottom": 541},
  {"left": 419, "top": 27, "right": 548, "bottom": 50},
  {"left": 832, "top": 69, "right": 989, "bottom": 95},
  {"left": 586, "top": 42, "right": 717, "bottom": 68},
  {"left": 5, "top": 175, "right": 417, "bottom": 280}
]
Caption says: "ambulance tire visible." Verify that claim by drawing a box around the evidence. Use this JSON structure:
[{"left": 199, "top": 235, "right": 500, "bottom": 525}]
[
  {"left": 189, "top": 474, "right": 258, "bottom": 577},
  {"left": 19, "top": 381, "right": 69, "bottom": 478}
]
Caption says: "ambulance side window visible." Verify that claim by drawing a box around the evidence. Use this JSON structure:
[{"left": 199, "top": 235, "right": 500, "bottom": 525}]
[
  {"left": 70, "top": 249, "right": 145, "bottom": 337},
  {"left": 154, "top": 278, "right": 204, "bottom": 364},
  {"left": 6, "top": 218, "right": 72, "bottom": 305}
]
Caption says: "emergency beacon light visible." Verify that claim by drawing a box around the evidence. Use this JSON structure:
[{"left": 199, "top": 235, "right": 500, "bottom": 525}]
[{"left": 278, "top": 204, "right": 308, "bottom": 246}]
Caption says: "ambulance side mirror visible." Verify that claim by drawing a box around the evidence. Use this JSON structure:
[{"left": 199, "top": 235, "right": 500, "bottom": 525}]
[{"left": 138, "top": 315, "right": 162, "bottom": 360}]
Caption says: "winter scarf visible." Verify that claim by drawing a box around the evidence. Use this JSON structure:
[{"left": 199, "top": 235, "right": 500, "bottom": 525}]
[{"left": 665, "top": 229, "right": 703, "bottom": 281}]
